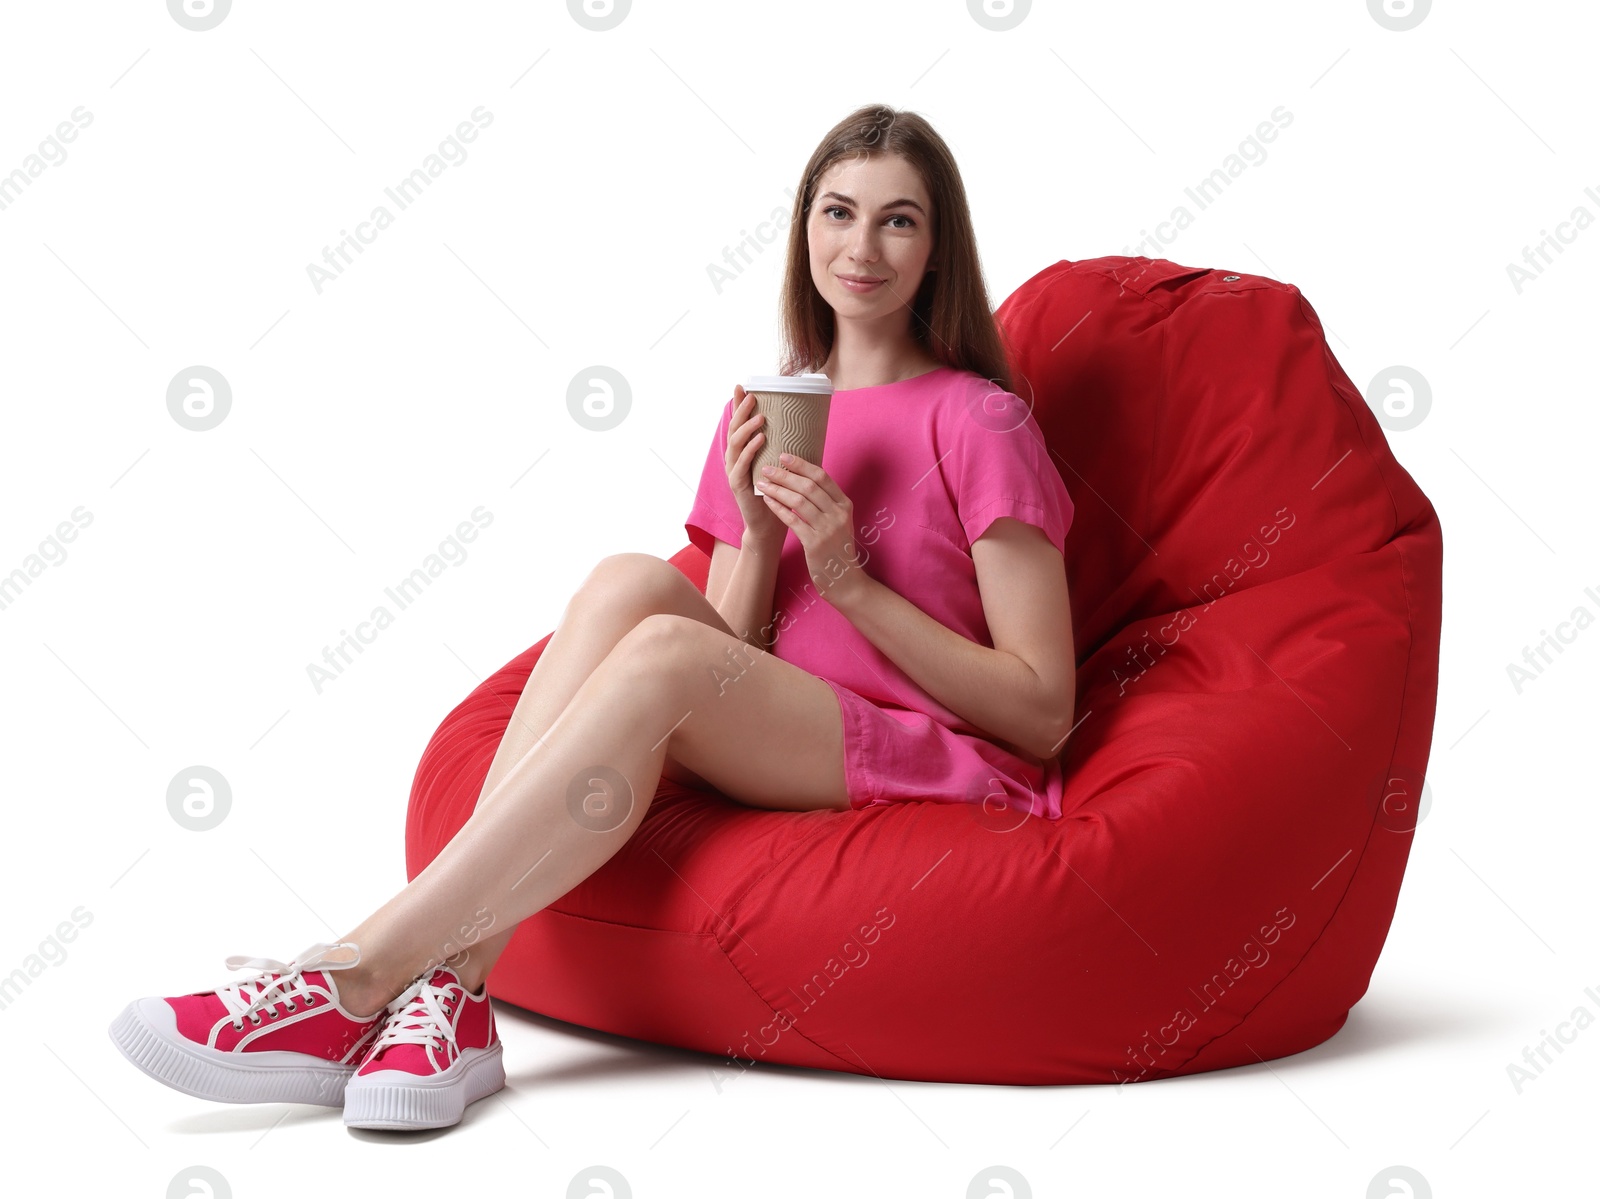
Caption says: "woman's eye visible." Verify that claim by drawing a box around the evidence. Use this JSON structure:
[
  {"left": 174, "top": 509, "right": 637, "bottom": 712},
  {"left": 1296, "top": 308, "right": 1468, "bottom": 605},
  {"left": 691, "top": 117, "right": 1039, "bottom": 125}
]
[{"left": 824, "top": 206, "right": 914, "bottom": 229}]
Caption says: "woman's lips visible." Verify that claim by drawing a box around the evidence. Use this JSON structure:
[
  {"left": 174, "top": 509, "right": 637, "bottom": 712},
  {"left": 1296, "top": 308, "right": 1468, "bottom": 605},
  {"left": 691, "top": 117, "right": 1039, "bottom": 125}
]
[{"left": 838, "top": 275, "right": 885, "bottom": 293}]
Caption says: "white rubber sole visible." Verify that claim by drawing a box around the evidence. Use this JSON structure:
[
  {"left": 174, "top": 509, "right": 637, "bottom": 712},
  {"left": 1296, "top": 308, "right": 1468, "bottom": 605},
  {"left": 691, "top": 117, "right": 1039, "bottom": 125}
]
[
  {"left": 108, "top": 998, "right": 358, "bottom": 1107},
  {"left": 342, "top": 1041, "right": 506, "bottom": 1130}
]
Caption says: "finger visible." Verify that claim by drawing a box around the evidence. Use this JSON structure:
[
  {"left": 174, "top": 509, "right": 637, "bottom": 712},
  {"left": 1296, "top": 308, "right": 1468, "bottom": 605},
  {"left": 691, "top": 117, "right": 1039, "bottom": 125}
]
[
  {"left": 761, "top": 477, "right": 812, "bottom": 518},
  {"left": 765, "top": 465, "right": 823, "bottom": 511},
  {"left": 759, "top": 476, "right": 824, "bottom": 525},
  {"left": 763, "top": 490, "right": 813, "bottom": 532},
  {"left": 732, "top": 402, "right": 764, "bottom": 443},
  {"left": 771, "top": 454, "right": 825, "bottom": 496},
  {"left": 771, "top": 492, "right": 815, "bottom": 532},
  {"left": 776, "top": 454, "right": 845, "bottom": 506},
  {"left": 729, "top": 409, "right": 764, "bottom": 455},
  {"left": 736, "top": 429, "right": 765, "bottom": 469}
]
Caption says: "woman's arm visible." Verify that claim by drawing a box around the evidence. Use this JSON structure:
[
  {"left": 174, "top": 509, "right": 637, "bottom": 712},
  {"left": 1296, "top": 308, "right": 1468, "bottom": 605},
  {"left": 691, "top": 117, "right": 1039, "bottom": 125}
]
[
  {"left": 828, "top": 517, "right": 1077, "bottom": 760},
  {"left": 706, "top": 534, "right": 784, "bottom": 652}
]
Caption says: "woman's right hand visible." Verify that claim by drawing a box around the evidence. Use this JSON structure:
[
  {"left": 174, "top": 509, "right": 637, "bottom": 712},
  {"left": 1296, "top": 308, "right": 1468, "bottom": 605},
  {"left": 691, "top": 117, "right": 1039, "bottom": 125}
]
[{"left": 726, "top": 385, "right": 786, "bottom": 548}]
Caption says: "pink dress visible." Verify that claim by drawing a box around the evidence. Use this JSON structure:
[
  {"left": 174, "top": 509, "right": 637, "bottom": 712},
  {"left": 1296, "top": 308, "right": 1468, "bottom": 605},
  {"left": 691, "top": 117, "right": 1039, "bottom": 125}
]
[{"left": 684, "top": 365, "right": 1076, "bottom": 820}]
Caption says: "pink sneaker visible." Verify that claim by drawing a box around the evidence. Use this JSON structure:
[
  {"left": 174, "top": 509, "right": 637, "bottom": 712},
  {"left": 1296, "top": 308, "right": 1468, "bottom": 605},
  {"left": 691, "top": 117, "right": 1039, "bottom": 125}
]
[
  {"left": 342, "top": 966, "right": 504, "bottom": 1130},
  {"left": 108, "top": 941, "right": 383, "bottom": 1107}
]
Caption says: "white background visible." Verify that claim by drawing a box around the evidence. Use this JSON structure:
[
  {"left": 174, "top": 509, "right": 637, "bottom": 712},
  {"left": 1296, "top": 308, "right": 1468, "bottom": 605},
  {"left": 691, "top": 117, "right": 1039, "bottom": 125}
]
[{"left": 1, "top": 1, "right": 1594, "bottom": 1195}]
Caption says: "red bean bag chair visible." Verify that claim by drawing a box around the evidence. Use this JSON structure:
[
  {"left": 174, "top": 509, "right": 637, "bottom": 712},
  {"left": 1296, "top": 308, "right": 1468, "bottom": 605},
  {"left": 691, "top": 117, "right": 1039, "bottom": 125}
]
[{"left": 405, "top": 255, "right": 1442, "bottom": 1084}]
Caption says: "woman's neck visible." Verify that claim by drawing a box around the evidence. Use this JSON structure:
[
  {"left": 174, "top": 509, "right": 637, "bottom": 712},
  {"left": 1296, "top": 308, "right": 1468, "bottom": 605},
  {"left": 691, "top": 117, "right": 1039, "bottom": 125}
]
[{"left": 819, "top": 346, "right": 942, "bottom": 392}]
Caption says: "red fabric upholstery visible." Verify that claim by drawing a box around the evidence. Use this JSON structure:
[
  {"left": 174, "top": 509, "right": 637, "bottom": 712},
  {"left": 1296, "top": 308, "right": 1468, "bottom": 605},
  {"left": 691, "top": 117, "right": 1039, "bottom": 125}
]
[{"left": 403, "top": 255, "right": 1442, "bottom": 1084}]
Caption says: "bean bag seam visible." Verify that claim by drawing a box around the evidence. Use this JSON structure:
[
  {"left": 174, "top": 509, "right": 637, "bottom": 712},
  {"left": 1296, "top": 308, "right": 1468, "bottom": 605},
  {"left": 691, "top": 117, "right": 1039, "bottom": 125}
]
[
  {"left": 491, "top": 905, "right": 856, "bottom": 1069},
  {"left": 1152, "top": 293, "right": 1167, "bottom": 543},
  {"left": 1298, "top": 290, "right": 1406, "bottom": 536},
  {"left": 705, "top": 936, "right": 860, "bottom": 1071},
  {"left": 702, "top": 815, "right": 864, "bottom": 1070},
  {"left": 535, "top": 903, "right": 702, "bottom": 936},
  {"left": 1162, "top": 803, "right": 1382, "bottom": 1076},
  {"left": 716, "top": 812, "right": 843, "bottom": 916},
  {"left": 535, "top": 786, "right": 861, "bottom": 1072},
  {"left": 1163, "top": 536, "right": 1423, "bottom": 1076}
]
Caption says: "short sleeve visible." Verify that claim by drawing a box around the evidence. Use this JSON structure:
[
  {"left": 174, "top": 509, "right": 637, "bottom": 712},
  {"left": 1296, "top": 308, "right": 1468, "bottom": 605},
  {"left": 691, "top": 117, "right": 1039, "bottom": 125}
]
[
  {"left": 684, "top": 397, "right": 746, "bottom": 558},
  {"left": 946, "top": 387, "right": 1075, "bottom": 556}
]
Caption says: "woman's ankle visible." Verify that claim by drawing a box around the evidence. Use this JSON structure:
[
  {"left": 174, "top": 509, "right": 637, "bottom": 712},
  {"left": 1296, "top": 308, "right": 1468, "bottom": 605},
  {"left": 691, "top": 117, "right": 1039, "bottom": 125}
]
[
  {"left": 453, "top": 966, "right": 488, "bottom": 995},
  {"left": 329, "top": 964, "right": 393, "bottom": 1021}
]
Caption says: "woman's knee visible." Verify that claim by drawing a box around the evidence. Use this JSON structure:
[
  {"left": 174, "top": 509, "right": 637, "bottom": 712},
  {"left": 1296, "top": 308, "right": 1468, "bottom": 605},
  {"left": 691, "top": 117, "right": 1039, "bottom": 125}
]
[
  {"left": 576, "top": 553, "right": 696, "bottom": 615},
  {"left": 606, "top": 613, "right": 740, "bottom": 690},
  {"left": 613, "top": 611, "right": 710, "bottom": 656}
]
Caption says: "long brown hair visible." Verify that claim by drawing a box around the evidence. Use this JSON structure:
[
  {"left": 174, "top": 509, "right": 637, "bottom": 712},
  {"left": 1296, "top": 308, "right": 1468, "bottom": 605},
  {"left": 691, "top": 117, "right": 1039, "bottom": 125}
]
[{"left": 776, "top": 104, "right": 1015, "bottom": 394}]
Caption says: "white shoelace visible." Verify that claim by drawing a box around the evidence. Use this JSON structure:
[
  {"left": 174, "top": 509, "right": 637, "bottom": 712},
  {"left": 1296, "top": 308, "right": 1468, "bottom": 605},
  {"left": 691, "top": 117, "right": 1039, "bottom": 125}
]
[
  {"left": 218, "top": 941, "right": 361, "bottom": 1031},
  {"left": 372, "top": 975, "right": 459, "bottom": 1058}
]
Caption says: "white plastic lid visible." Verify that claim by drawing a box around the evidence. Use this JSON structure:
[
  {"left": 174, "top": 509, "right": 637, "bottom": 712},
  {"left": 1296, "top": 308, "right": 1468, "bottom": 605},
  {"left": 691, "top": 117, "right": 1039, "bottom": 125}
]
[{"left": 745, "top": 371, "right": 833, "bottom": 395}]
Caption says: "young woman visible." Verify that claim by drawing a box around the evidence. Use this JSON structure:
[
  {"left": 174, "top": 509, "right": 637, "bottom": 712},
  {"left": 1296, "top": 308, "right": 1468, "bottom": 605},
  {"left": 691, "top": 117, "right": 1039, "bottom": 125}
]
[{"left": 109, "top": 103, "right": 1077, "bottom": 1132}]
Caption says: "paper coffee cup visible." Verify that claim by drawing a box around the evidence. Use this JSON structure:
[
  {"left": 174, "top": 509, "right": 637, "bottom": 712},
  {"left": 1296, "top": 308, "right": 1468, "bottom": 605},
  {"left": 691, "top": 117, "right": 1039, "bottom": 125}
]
[{"left": 746, "top": 372, "right": 833, "bottom": 496}]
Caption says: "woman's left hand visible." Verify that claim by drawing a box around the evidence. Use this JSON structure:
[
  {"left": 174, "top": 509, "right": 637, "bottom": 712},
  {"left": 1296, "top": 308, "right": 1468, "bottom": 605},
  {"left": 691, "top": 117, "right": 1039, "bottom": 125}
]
[{"left": 758, "top": 454, "right": 870, "bottom": 606}]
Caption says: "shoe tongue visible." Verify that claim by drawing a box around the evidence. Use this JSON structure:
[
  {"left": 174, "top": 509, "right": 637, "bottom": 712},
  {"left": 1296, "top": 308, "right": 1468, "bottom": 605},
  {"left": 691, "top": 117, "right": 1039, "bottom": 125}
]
[{"left": 369, "top": 975, "right": 456, "bottom": 1061}]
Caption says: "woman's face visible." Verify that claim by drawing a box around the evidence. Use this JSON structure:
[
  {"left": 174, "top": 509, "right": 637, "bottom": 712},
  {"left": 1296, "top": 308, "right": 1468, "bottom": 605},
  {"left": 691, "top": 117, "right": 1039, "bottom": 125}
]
[{"left": 806, "top": 153, "right": 935, "bottom": 322}]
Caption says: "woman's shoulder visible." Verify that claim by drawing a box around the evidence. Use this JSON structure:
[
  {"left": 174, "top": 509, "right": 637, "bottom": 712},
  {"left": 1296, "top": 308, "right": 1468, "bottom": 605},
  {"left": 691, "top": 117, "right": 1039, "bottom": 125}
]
[
  {"left": 927, "top": 364, "right": 1027, "bottom": 395},
  {"left": 926, "top": 367, "right": 1034, "bottom": 426}
]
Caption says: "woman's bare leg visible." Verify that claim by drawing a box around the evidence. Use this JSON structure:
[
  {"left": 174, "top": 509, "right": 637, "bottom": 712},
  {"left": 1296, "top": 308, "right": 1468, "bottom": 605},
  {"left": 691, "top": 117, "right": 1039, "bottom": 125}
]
[
  {"left": 417, "top": 553, "right": 740, "bottom": 993},
  {"left": 328, "top": 587, "right": 851, "bottom": 1017},
  {"left": 474, "top": 554, "right": 739, "bottom": 797}
]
